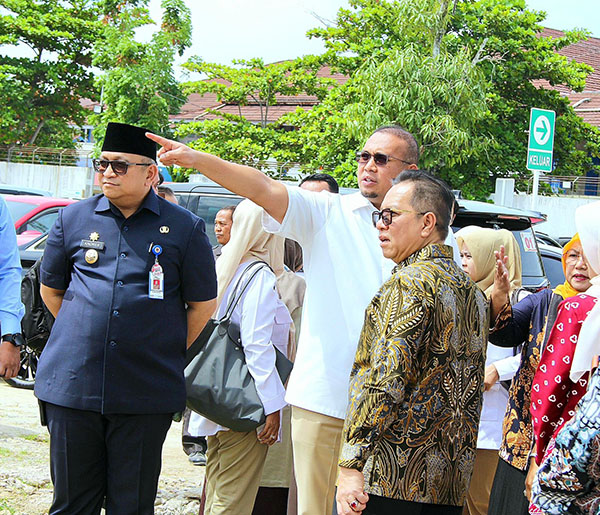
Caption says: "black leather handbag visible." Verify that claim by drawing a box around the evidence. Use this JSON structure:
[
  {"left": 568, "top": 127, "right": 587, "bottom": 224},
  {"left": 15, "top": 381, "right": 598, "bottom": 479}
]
[{"left": 184, "top": 261, "right": 293, "bottom": 432}]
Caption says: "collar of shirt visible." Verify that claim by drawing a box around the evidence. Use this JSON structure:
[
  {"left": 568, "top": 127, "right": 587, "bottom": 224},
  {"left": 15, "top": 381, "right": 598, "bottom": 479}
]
[
  {"left": 345, "top": 191, "right": 377, "bottom": 213},
  {"left": 94, "top": 190, "right": 161, "bottom": 218},
  {"left": 394, "top": 243, "right": 454, "bottom": 273}
]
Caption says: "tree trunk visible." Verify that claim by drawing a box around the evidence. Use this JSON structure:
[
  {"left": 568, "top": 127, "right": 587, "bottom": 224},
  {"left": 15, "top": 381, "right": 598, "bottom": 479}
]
[
  {"left": 432, "top": 0, "right": 451, "bottom": 58},
  {"left": 28, "top": 120, "right": 46, "bottom": 146}
]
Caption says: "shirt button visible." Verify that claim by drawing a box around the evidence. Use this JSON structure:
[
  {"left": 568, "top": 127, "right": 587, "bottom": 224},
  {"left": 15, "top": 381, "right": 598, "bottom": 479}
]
[
  {"left": 123, "top": 226, "right": 129, "bottom": 232},
  {"left": 120, "top": 252, "right": 126, "bottom": 258},
  {"left": 112, "top": 310, "right": 119, "bottom": 317},
  {"left": 117, "top": 281, "right": 124, "bottom": 287},
  {"left": 110, "top": 340, "right": 117, "bottom": 347}
]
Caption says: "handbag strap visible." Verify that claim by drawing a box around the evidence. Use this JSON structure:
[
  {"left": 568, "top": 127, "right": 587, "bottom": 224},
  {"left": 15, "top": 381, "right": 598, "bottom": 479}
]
[{"left": 221, "top": 261, "right": 273, "bottom": 322}]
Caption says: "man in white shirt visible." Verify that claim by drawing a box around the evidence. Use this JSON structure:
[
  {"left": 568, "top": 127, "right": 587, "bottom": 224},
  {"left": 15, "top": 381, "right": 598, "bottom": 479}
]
[{"left": 147, "top": 126, "right": 458, "bottom": 515}]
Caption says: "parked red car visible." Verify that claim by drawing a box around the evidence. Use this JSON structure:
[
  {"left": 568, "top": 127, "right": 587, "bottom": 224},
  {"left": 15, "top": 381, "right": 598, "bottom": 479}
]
[{"left": 3, "top": 194, "right": 76, "bottom": 246}]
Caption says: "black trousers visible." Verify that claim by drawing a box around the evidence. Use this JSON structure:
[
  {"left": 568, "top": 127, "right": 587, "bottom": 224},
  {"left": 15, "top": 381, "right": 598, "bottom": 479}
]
[
  {"left": 44, "top": 402, "right": 172, "bottom": 515},
  {"left": 488, "top": 458, "right": 529, "bottom": 515},
  {"left": 363, "top": 495, "right": 462, "bottom": 515}
]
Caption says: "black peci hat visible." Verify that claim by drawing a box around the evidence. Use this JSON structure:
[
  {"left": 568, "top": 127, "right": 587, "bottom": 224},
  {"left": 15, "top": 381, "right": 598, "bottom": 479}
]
[{"left": 101, "top": 122, "right": 157, "bottom": 161}]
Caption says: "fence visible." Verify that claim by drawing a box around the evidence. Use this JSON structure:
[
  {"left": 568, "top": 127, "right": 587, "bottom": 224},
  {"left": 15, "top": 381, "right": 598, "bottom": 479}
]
[
  {"left": 0, "top": 145, "right": 95, "bottom": 198},
  {"left": 524, "top": 174, "right": 600, "bottom": 197}
]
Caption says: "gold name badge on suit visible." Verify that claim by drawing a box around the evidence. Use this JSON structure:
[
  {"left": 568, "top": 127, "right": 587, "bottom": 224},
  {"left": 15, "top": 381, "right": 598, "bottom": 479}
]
[{"left": 85, "top": 249, "right": 99, "bottom": 264}]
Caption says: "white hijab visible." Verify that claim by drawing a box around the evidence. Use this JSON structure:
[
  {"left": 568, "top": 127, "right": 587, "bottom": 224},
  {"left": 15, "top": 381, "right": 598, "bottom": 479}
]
[
  {"left": 570, "top": 200, "right": 600, "bottom": 382},
  {"left": 215, "top": 199, "right": 285, "bottom": 309}
]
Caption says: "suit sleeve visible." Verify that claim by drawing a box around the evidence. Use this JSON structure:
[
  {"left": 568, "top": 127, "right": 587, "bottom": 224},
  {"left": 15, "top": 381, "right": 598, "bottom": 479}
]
[{"left": 339, "top": 279, "right": 425, "bottom": 470}]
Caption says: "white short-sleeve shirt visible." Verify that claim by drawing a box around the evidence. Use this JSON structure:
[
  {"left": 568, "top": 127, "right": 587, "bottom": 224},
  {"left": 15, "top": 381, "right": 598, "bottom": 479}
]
[
  {"left": 264, "top": 186, "right": 461, "bottom": 419},
  {"left": 262, "top": 188, "right": 396, "bottom": 419}
]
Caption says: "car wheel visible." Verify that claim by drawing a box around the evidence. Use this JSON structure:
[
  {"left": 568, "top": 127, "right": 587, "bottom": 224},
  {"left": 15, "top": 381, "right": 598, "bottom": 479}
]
[{"left": 2, "top": 345, "right": 39, "bottom": 389}]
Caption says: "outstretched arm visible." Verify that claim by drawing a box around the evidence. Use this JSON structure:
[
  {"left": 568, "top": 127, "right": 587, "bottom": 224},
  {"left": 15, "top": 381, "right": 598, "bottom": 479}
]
[{"left": 146, "top": 133, "right": 289, "bottom": 223}]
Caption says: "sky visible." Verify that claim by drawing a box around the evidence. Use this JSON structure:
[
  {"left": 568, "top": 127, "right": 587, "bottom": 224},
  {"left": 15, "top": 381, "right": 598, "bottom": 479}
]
[
  {"left": 142, "top": 0, "right": 600, "bottom": 79},
  {"left": 2, "top": 0, "right": 598, "bottom": 76}
]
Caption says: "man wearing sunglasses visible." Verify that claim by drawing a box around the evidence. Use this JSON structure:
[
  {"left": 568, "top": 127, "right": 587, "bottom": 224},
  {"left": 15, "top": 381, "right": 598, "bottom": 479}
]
[
  {"left": 147, "top": 126, "right": 452, "bottom": 515},
  {"left": 35, "top": 122, "right": 217, "bottom": 514},
  {"left": 336, "top": 171, "right": 488, "bottom": 515}
]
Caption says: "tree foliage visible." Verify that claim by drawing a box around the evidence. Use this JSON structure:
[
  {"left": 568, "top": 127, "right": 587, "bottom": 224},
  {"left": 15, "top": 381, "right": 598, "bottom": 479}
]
[
  {"left": 174, "top": 0, "right": 600, "bottom": 198},
  {"left": 90, "top": 0, "right": 192, "bottom": 144},
  {"left": 0, "top": 0, "right": 104, "bottom": 147},
  {"left": 182, "top": 57, "right": 334, "bottom": 129},
  {"left": 305, "top": 0, "right": 600, "bottom": 197}
]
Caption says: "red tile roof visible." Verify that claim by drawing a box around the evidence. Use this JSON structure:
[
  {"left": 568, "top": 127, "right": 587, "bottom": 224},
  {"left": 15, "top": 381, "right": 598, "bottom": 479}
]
[{"left": 541, "top": 28, "right": 600, "bottom": 92}]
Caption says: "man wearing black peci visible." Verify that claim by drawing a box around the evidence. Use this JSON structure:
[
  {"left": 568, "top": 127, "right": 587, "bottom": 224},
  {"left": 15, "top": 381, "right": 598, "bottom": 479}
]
[{"left": 35, "top": 122, "right": 217, "bottom": 514}]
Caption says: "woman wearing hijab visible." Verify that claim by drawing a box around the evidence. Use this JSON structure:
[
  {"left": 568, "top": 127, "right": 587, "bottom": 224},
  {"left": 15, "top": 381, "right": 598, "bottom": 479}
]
[
  {"left": 487, "top": 230, "right": 594, "bottom": 515},
  {"left": 456, "top": 227, "right": 523, "bottom": 515},
  {"left": 530, "top": 245, "right": 597, "bottom": 464},
  {"left": 528, "top": 239, "right": 597, "bottom": 513},
  {"left": 189, "top": 199, "right": 292, "bottom": 515},
  {"left": 530, "top": 201, "right": 600, "bottom": 515}
]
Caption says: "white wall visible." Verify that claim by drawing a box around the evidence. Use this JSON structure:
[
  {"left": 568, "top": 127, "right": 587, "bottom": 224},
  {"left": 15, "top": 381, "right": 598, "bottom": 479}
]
[
  {"left": 0, "top": 161, "right": 94, "bottom": 198},
  {"left": 510, "top": 194, "right": 594, "bottom": 239}
]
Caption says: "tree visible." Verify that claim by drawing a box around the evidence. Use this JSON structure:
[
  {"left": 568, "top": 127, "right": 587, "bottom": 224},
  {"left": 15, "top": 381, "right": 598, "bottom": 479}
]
[
  {"left": 169, "top": 56, "right": 333, "bottom": 180},
  {"left": 0, "top": 0, "right": 104, "bottom": 147},
  {"left": 448, "top": 0, "right": 600, "bottom": 190},
  {"left": 182, "top": 57, "right": 333, "bottom": 129},
  {"left": 282, "top": 0, "right": 493, "bottom": 197},
  {"left": 90, "top": 0, "right": 192, "bottom": 143},
  {"left": 306, "top": 0, "right": 600, "bottom": 197}
]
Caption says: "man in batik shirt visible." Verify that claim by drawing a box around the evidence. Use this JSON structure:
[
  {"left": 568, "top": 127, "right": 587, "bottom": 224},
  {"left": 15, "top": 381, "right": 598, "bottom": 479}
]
[{"left": 336, "top": 170, "right": 489, "bottom": 515}]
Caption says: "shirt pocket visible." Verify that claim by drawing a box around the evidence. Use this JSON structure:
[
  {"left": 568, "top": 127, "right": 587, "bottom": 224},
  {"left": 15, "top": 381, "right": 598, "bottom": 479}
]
[{"left": 271, "top": 304, "right": 292, "bottom": 351}]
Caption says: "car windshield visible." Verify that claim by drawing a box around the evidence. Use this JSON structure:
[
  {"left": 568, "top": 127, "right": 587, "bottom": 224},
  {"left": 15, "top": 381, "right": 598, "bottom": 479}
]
[{"left": 5, "top": 199, "right": 39, "bottom": 223}]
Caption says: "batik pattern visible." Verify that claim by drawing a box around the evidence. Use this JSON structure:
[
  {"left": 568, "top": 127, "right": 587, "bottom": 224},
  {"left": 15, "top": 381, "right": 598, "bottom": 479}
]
[
  {"left": 532, "top": 366, "right": 600, "bottom": 515},
  {"left": 489, "top": 289, "right": 559, "bottom": 470},
  {"left": 339, "top": 244, "right": 488, "bottom": 505}
]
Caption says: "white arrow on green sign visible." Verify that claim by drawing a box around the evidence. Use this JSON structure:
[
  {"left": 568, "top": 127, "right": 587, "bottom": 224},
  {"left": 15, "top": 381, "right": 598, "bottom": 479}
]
[{"left": 527, "top": 107, "right": 556, "bottom": 172}]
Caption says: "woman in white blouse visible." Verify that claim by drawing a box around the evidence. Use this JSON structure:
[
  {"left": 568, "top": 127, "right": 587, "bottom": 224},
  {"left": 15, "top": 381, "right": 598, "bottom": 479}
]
[
  {"left": 456, "top": 227, "right": 523, "bottom": 515},
  {"left": 189, "top": 199, "right": 292, "bottom": 515}
]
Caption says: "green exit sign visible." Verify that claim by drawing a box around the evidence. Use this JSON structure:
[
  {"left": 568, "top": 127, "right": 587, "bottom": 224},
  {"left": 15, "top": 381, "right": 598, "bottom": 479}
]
[{"left": 527, "top": 108, "right": 556, "bottom": 172}]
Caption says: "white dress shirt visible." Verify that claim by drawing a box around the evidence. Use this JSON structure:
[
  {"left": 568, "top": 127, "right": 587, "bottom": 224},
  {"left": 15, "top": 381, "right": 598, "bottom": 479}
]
[
  {"left": 189, "top": 261, "right": 291, "bottom": 437},
  {"left": 263, "top": 187, "right": 462, "bottom": 419},
  {"left": 477, "top": 343, "right": 521, "bottom": 449}
]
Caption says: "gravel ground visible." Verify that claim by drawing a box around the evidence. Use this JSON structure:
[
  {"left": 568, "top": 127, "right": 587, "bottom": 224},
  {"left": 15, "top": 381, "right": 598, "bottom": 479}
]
[{"left": 0, "top": 381, "right": 205, "bottom": 515}]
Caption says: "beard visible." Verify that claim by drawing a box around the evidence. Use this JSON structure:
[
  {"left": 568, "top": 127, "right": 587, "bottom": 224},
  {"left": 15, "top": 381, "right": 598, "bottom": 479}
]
[{"left": 360, "top": 189, "right": 378, "bottom": 199}]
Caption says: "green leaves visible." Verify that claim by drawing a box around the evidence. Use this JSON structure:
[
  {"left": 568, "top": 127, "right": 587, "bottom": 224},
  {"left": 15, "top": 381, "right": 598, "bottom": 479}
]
[
  {"left": 0, "top": 0, "right": 104, "bottom": 146},
  {"left": 91, "top": 0, "right": 192, "bottom": 145}
]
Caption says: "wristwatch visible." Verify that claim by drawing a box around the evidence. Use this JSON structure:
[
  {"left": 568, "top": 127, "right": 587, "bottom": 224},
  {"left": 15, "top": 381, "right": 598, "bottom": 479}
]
[{"left": 2, "top": 333, "right": 25, "bottom": 348}]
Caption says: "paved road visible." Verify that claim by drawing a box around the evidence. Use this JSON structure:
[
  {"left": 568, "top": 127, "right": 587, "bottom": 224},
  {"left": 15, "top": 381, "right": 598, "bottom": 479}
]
[{"left": 0, "top": 381, "right": 204, "bottom": 514}]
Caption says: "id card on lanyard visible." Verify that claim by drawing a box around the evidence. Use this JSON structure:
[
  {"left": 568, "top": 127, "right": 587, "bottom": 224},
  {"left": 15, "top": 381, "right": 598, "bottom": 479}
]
[{"left": 149, "top": 244, "right": 164, "bottom": 300}]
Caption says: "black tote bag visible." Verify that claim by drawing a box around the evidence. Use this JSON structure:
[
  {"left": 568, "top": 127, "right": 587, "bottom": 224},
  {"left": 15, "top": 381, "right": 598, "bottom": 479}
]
[{"left": 184, "top": 261, "right": 293, "bottom": 432}]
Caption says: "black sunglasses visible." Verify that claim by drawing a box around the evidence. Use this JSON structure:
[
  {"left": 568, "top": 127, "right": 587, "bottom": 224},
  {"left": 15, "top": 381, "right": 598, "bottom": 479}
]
[
  {"left": 356, "top": 151, "right": 413, "bottom": 167},
  {"left": 371, "top": 208, "right": 426, "bottom": 228},
  {"left": 92, "top": 158, "right": 152, "bottom": 176}
]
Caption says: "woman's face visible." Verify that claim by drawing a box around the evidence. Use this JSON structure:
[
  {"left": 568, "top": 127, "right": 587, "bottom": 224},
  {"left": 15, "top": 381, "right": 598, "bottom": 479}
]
[
  {"left": 460, "top": 242, "right": 477, "bottom": 280},
  {"left": 565, "top": 242, "right": 597, "bottom": 292}
]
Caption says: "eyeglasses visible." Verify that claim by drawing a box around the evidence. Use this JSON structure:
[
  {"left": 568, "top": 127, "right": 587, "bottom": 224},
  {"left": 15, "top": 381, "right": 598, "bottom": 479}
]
[
  {"left": 356, "top": 151, "right": 413, "bottom": 167},
  {"left": 371, "top": 208, "right": 426, "bottom": 228},
  {"left": 565, "top": 250, "right": 585, "bottom": 266},
  {"left": 92, "top": 158, "right": 152, "bottom": 176}
]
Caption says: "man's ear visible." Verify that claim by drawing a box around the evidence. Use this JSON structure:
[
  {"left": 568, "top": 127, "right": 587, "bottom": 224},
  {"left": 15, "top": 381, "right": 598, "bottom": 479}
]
[
  {"left": 146, "top": 164, "right": 159, "bottom": 187},
  {"left": 421, "top": 212, "right": 437, "bottom": 238}
]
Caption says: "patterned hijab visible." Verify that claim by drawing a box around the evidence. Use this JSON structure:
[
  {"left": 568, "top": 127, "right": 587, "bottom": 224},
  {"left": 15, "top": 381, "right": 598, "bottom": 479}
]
[
  {"left": 456, "top": 227, "right": 522, "bottom": 299},
  {"left": 570, "top": 202, "right": 600, "bottom": 382},
  {"left": 215, "top": 199, "right": 285, "bottom": 309},
  {"left": 554, "top": 233, "right": 582, "bottom": 300}
]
